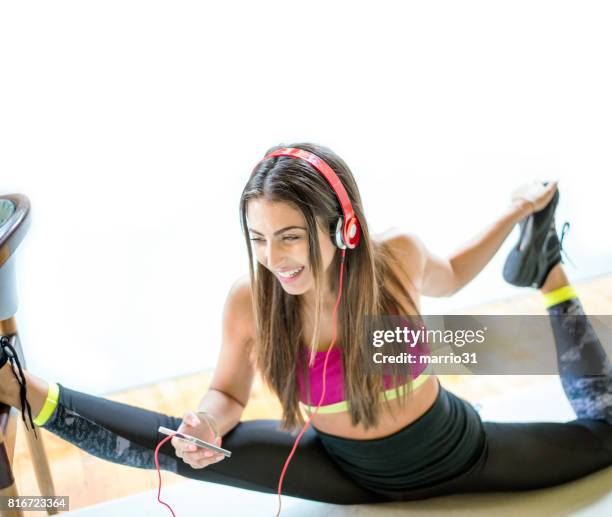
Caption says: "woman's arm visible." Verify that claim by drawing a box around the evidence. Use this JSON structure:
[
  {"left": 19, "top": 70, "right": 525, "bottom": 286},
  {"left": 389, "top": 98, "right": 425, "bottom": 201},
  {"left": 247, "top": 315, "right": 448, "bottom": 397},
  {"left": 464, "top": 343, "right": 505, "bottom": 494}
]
[
  {"left": 196, "top": 275, "right": 256, "bottom": 437},
  {"left": 434, "top": 200, "right": 531, "bottom": 296},
  {"left": 397, "top": 182, "right": 558, "bottom": 297},
  {"left": 196, "top": 388, "right": 245, "bottom": 438}
]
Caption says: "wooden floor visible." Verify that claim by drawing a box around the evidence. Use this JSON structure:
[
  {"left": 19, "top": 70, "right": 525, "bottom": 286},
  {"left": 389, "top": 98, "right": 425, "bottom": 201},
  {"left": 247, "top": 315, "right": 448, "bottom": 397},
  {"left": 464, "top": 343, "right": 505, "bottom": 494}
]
[{"left": 10, "top": 273, "right": 612, "bottom": 515}]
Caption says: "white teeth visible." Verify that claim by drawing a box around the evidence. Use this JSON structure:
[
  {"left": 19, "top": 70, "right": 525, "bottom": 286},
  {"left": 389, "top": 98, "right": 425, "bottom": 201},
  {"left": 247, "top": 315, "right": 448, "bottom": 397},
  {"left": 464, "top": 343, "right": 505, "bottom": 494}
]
[{"left": 278, "top": 267, "right": 303, "bottom": 278}]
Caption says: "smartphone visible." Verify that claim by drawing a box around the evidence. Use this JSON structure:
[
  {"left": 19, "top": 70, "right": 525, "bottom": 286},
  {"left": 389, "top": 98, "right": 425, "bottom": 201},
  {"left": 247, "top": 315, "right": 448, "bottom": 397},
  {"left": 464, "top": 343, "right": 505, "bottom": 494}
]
[{"left": 158, "top": 426, "right": 232, "bottom": 457}]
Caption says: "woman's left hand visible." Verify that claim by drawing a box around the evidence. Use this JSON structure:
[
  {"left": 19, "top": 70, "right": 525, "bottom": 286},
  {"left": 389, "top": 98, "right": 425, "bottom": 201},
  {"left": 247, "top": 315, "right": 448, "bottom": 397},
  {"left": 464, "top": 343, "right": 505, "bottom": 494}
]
[{"left": 511, "top": 180, "right": 559, "bottom": 215}]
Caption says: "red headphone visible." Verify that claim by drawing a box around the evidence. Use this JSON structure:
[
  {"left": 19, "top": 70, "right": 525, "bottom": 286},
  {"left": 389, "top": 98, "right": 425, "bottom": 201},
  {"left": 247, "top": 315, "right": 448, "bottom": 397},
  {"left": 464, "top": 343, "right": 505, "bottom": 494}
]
[{"left": 253, "top": 147, "right": 361, "bottom": 250}]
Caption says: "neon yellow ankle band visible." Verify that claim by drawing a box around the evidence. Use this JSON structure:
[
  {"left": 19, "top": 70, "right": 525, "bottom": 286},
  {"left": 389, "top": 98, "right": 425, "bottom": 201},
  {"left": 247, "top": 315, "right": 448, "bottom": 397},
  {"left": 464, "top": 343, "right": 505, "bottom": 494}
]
[
  {"left": 542, "top": 285, "right": 578, "bottom": 309},
  {"left": 33, "top": 382, "right": 60, "bottom": 427}
]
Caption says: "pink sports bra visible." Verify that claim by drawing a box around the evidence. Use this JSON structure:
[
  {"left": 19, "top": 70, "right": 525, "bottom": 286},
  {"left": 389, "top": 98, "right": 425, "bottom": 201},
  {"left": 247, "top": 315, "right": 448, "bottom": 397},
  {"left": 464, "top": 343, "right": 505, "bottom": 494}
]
[{"left": 296, "top": 314, "right": 433, "bottom": 414}]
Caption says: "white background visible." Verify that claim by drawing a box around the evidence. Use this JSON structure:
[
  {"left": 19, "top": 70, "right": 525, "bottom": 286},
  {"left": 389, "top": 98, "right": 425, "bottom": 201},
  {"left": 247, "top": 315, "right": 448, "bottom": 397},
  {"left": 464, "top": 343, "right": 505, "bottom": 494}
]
[{"left": 1, "top": 1, "right": 611, "bottom": 395}]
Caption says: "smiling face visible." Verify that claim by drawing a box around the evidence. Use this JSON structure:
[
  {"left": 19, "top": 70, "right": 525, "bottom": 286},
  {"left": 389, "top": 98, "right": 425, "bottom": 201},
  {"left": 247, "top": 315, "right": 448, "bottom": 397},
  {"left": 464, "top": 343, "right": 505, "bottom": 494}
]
[{"left": 246, "top": 198, "right": 337, "bottom": 297}]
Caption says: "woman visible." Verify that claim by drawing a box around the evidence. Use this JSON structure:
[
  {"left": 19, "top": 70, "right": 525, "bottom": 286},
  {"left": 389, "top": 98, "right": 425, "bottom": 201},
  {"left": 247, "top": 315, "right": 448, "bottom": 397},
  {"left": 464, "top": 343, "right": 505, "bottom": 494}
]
[{"left": 1, "top": 142, "right": 611, "bottom": 505}]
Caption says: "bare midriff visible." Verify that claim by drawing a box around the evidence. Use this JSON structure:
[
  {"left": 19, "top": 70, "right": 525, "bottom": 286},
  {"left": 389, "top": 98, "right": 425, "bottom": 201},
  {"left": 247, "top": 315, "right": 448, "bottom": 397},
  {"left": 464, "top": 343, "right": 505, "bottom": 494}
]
[{"left": 305, "top": 374, "right": 439, "bottom": 440}]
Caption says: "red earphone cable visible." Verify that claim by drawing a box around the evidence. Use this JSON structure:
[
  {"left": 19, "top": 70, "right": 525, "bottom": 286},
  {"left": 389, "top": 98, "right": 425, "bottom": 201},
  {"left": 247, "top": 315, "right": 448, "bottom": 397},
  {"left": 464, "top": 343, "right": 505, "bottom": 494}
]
[
  {"left": 155, "top": 434, "right": 179, "bottom": 516},
  {"left": 274, "top": 248, "right": 347, "bottom": 517}
]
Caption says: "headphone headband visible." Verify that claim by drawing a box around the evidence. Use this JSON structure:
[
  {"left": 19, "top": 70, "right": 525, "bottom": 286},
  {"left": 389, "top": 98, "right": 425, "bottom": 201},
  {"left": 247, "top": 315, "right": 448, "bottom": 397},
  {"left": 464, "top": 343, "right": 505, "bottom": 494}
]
[{"left": 252, "top": 147, "right": 361, "bottom": 249}]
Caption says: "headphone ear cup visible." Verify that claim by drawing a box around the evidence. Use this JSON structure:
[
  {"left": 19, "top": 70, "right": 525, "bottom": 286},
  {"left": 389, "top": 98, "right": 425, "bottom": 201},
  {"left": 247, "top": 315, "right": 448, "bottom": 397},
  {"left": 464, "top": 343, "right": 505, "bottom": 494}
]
[
  {"left": 334, "top": 217, "right": 347, "bottom": 249},
  {"left": 345, "top": 217, "right": 360, "bottom": 249}
]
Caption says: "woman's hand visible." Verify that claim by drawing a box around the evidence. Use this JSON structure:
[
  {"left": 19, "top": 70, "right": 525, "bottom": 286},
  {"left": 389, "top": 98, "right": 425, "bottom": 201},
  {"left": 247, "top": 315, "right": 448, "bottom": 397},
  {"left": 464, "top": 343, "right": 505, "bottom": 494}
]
[
  {"left": 171, "top": 411, "right": 226, "bottom": 469},
  {"left": 511, "top": 180, "right": 559, "bottom": 215}
]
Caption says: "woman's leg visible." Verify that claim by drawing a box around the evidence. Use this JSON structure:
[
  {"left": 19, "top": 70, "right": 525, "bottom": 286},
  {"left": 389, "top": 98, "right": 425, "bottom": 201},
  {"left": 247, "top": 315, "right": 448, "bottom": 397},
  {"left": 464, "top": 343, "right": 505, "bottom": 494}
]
[
  {"left": 0, "top": 369, "right": 384, "bottom": 505},
  {"left": 541, "top": 264, "right": 612, "bottom": 423},
  {"left": 440, "top": 264, "right": 612, "bottom": 495},
  {"left": 445, "top": 417, "right": 612, "bottom": 494}
]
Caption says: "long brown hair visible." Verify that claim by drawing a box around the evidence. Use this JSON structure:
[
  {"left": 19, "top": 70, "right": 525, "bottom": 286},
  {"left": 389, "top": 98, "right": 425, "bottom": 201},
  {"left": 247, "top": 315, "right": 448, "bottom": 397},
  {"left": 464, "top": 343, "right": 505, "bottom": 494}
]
[{"left": 239, "top": 143, "right": 421, "bottom": 432}]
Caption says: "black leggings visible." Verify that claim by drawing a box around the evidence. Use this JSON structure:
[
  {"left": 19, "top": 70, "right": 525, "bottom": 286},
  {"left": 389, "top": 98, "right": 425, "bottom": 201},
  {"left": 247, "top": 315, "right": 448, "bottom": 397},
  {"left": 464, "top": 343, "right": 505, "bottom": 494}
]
[{"left": 39, "top": 297, "right": 612, "bottom": 504}]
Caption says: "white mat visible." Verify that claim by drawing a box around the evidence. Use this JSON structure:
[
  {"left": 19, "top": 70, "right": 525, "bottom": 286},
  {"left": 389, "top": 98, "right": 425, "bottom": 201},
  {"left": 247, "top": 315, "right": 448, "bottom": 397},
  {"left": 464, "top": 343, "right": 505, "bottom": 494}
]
[{"left": 67, "top": 377, "right": 612, "bottom": 516}]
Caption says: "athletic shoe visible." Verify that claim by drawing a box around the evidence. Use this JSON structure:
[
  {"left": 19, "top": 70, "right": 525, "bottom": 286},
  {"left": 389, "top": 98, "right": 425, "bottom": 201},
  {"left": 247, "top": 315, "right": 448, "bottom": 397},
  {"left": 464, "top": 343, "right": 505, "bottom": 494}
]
[
  {"left": 1, "top": 335, "right": 38, "bottom": 437},
  {"left": 502, "top": 184, "right": 572, "bottom": 288}
]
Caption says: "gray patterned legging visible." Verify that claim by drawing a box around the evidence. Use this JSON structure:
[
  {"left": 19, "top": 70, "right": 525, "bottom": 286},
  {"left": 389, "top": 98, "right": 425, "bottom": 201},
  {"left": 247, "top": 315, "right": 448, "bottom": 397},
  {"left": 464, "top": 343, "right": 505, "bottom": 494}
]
[{"left": 37, "top": 297, "right": 612, "bottom": 504}]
